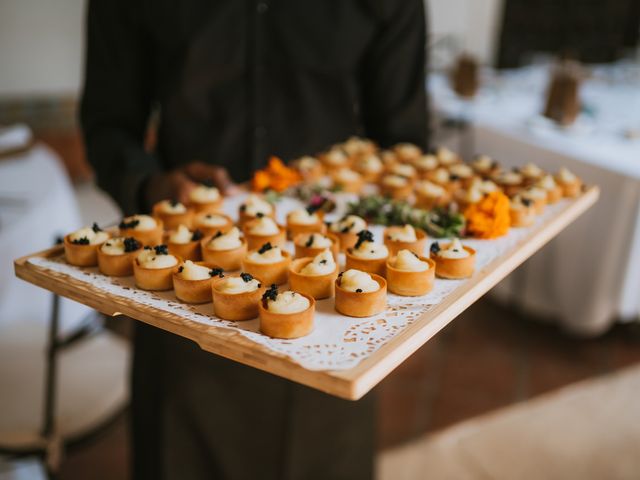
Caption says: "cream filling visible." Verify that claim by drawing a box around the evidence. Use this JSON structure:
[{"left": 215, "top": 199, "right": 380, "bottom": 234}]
[
  {"left": 357, "top": 154, "right": 383, "bottom": 173},
  {"left": 190, "top": 185, "right": 220, "bottom": 203},
  {"left": 415, "top": 154, "right": 438, "bottom": 170},
  {"left": 296, "top": 233, "right": 332, "bottom": 248},
  {"left": 247, "top": 216, "right": 280, "bottom": 235},
  {"left": 537, "top": 174, "right": 557, "bottom": 190},
  {"left": 383, "top": 174, "right": 409, "bottom": 188},
  {"left": 437, "top": 147, "right": 458, "bottom": 165},
  {"left": 431, "top": 168, "right": 450, "bottom": 184},
  {"left": 197, "top": 213, "right": 229, "bottom": 227},
  {"left": 459, "top": 187, "right": 484, "bottom": 204},
  {"left": 101, "top": 238, "right": 128, "bottom": 255},
  {"left": 387, "top": 225, "right": 417, "bottom": 243},
  {"left": 449, "top": 164, "right": 473, "bottom": 178},
  {"left": 335, "top": 168, "right": 361, "bottom": 183},
  {"left": 416, "top": 180, "right": 446, "bottom": 197},
  {"left": 478, "top": 180, "right": 498, "bottom": 194},
  {"left": 121, "top": 214, "right": 157, "bottom": 231},
  {"left": 351, "top": 240, "right": 389, "bottom": 260},
  {"left": 217, "top": 276, "right": 260, "bottom": 294},
  {"left": 437, "top": 238, "right": 470, "bottom": 259},
  {"left": 395, "top": 143, "right": 421, "bottom": 159},
  {"left": 207, "top": 227, "right": 242, "bottom": 250},
  {"left": 137, "top": 249, "right": 178, "bottom": 269},
  {"left": 325, "top": 148, "right": 348, "bottom": 166},
  {"left": 157, "top": 200, "right": 187, "bottom": 214},
  {"left": 497, "top": 171, "right": 523, "bottom": 185},
  {"left": 330, "top": 215, "right": 367, "bottom": 234},
  {"left": 242, "top": 194, "right": 273, "bottom": 216},
  {"left": 296, "top": 156, "right": 319, "bottom": 171},
  {"left": 169, "top": 224, "right": 193, "bottom": 244},
  {"left": 557, "top": 167, "right": 577, "bottom": 183},
  {"left": 179, "top": 260, "right": 212, "bottom": 280},
  {"left": 69, "top": 227, "right": 109, "bottom": 245},
  {"left": 343, "top": 136, "right": 373, "bottom": 156},
  {"left": 394, "top": 249, "right": 429, "bottom": 272},
  {"left": 299, "top": 250, "right": 336, "bottom": 276},
  {"left": 391, "top": 163, "right": 416, "bottom": 178},
  {"left": 339, "top": 269, "right": 379, "bottom": 293},
  {"left": 288, "top": 208, "right": 319, "bottom": 225},
  {"left": 522, "top": 187, "right": 547, "bottom": 201},
  {"left": 521, "top": 163, "right": 543, "bottom": 178},
  {"left": 510, "top": 196, "right": 533, "bottom": 211},
  {"left": 472, "top": 155, "right": 494, "bottom": 172},
  {"left": 267, "top": 291, "right": 310, "bottom": 314},
  {"left": 247, "top": 246, "right": 284, "bottom": 264}
]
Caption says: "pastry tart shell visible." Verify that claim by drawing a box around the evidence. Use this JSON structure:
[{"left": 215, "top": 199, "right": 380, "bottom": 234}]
[
  {"left": 380, "top": 182, "right": 413, "bottom": 200},
  {"left": 559, "top": 180, "right": 582, "bottom": 198},
  {"left": 243, "top": 223, "right": 286, "bottom": 251},
  {"left": 238, "top": 209, "right": 276, "bottom": 229},
  {"left": 133, "top": 256, "right": 181, "bottom": 291},
  {"left": 172, "top": 262, "right": 221, "bottom": 304},
  {"left": 293, "top": 232, "right": 340, "bottom": 260},
  {"left": 286, "top": 215, "right": 326, "bottom": 240},
  {"left": 332, "top": 230, "right": 361, "bottom": 252},
  {"left": 288, "top": 258, "right": 339, "bottom": 300},
  {"left": 64, "top": 234, "right": 109, "bottom": 267},
  {"left": 97, "top": 246, "right": 140, "bottom": 276},
  {"left": 415, "top": 191, "right": 451, "bottom": 210},
  {"left": 386, "top": 256, "right": 435, "bottom": 296},
  {"left": 430, "top": 245, "right": 476, "bottom": 279},
  {"left": 334, "top": 274, "right": 387, "bottom": 317},
  {"left": 119, "top": 219, "right": 164, "bottom": 247},
  {"left": 345, "top": 250, "right": 388, "bottom": 278},
  {"left": 152, "top": 203, "right": 194, "bottom": 231},
  {"left": 241, "top": 250, "right": 291, "bottom": 286},
  {"left": 189, "top": 197, "right": 223, "bottom": 215},
  {"left": 383, "top": 227, "right": 428, "bottom": 256},
  {"left": 545, "top": 185, "right": 563, "bottom": 204},
  {"left": 212, "top": 277, "right": 265, "bottom": 321},
  {"left": 193, "top": 213, "right": 234, "bottom": 237},
  {"left": 259, "top": 293, "right": 315, "bottom": 339},
  {"left": 166, "top": 238, "right": 202, "bottom": 262},
  {"left": 333, "top": 177, "right": 363, "bottom": 194},
  {"left": 509, "top": 207, "right": 536, "bottom": 227},
  {"left": 201, "top": 237, "right": 248, "bottom": 271}
]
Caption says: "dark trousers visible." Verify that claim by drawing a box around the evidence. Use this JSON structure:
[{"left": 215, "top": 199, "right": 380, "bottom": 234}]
[{"left": 131, "top": 323, "right": 375, "bottom": 480}]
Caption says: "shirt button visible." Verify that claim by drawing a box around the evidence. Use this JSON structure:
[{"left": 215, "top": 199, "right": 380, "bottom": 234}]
[{"left": 256, "top": 2, "right": 268, "bottom": 14}]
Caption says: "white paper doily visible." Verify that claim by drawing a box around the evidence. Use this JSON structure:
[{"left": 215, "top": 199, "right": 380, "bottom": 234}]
[{"left": 27, "top": 194, "right": 566, "bottom": 371}]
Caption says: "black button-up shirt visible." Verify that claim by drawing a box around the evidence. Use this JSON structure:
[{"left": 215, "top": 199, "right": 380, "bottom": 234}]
[{"left": 81, "top": 0, "right": 429, "bottom": 213}]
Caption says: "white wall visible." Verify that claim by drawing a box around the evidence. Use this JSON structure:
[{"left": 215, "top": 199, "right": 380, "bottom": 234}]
[
  {"left": 0, "top": 0, "right": 503, "bottom": 97},
  {"left": 0, "top": 0, "right": 85, "bottom": 97}
]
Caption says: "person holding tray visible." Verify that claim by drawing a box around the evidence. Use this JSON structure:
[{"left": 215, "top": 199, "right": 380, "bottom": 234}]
[{"left": 80, "top": 0, "right": 429, "bottom": 478}]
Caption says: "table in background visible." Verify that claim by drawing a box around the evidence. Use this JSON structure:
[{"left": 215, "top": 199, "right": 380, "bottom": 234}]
[{"left": 430, "top": 63, "right": 640, "bottom": 335}]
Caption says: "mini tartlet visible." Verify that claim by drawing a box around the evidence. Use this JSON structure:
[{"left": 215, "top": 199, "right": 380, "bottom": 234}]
[
  {"left": 286, "top": 207, "right": 325, "bottom": 240},
  {"left": 379, "top": 174, "right": 413, "bottom": 200},
  {"left": 520, "top": 163, "right": 545, "bottom": 185},
  {"left": 471, "top": 154, "right": 500, "bottom": 178},
  {"left": 64, "top": 223, "right": 110, "bottom": 267},
  {"left": 97, "top": 236, "right": 142, "bottom": 276},
  {"left": 288, "top": 250, "right": 339, "bottom": 300},
  {"left": 334, "top": 269, "right": 387, "bottom": 317},
  {"left": 435, "top": 146, "right": 462, "bottom": 167},
  {"left": 188, "top": 183, "right": 223, "bottom": 214},
  {"left": 448, "top": 163, "right": 476, "bottom": 188},
  {"left": 243, "top": 215, "right": 286, "bottom": 250},
  {"left": 118, "top": 214, "right": 164, "bottom": 246},
  {"left": 133, "top": 245, "right": 180, "bottom": 291},
  {"left": 241, "top": 242, "right": 291, "bottom": 285},
  {"left": 212, "top": 272, "right": 264, "bottom": 321},
  {"left": 413, "top": 154, "right": 439, "bottom": 178},
  {"left": 386, "top": 250, "right": 436, "bottom": 296},
  {"left": 393, "top": 143, "right": 422, "bottom": 164},
  {"left": 520, "top": 186, "right": 547, "bottom": 215},
  {"left": 536, "top": 174, "right": 563, "bottom": 204},
  {"left": 332, "top": 168, "right": 363, "bottom": 193},
  {"left": 345, "top": 230, "right": 389, "bottom": 277},
  {"left": 259, "top": 285, "right": 315, "bottom": 339},
  {"left": 166, "top": 224, "right": 204, "bottom": 261},
  {"left": 293, "top": 232, "right": 340, "bottom": 260},
  {"left": 328, "top": 214, "right": 368, "bottom": 252},
  {"left": 152, "top": 199, "right": 193, "bottom": 231},
  {"left": 415, "top": 180, "right": 451, "bottom": 209},
  {"left": 429, "top": 239, "right": 476, "bottom": 279},
  {"left": 201, "top": 227, "right": 247, "bottom": 271},
  {"left": 493, "top": 170, "right": 524, "bottom": 197},
  {"left": 193, "top": 212, "right": 234, "bottom": 236},
  {"left": 238, "top": 194, "right": 275, "bottom": 227},
  {"left": 383, "top": 224, "right": 428, "bottom": 256},
  {"left": 555, "top": 167, "right": 582, "bottom": 198},
  {"left": 172, "top": 260, "right": 224, "bottom": 304},
  {"left": 509, "top": 196, "right": 537, "bottom": 227},
  {"left": 320, "top": 147, "right": 350, "bottom": 172},
  {"left": 292, "top": 155, "right": 324, "bottom": 182},
  {"left": 353, "top": 153, "right": 384, "bottom": 182}
]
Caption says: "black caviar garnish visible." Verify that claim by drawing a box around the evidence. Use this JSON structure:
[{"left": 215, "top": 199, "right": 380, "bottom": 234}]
[
  {"left": 341, "top": 222, "right": 355, "bottom": 234},
  {"left": 338, "top": 272, "right": 344, "bottom": 277},
  {"left": 213, "top": 230, "right": 224, "bottom": 239},
  {"left": 178, "top": 265, "right": 184, "bottom": 273},
  {"left": 209, "top": 268, "right": 224, "bottom": 278},
  {"left": 262, "top": 284, "right": 279, "bottom": 303},
  {"left": 191, "top": 229, "right": 204, "bottom": 241},
  {"left": 512, "top": 166, "right": 520, "bottom": 172},
  {"left": 92, "top": 222, "right": 102, "bottom": 233},
  {"left": 71, "top": 237, "right": 90, "bottom": 245},
  {"left": 305, "top": 203, "right": 320, "bottom": 215},
  {"left": 154, "top": 244, "right": 168, "bottom": 255},
  {"left": 450, "top": 174, "right": 460, "bottom": 181},
  {"left": 258, "top": 242, "right": 273, "bottom": 254},
  {"left": 491, "top": 161, "right": 499, "bottom": 169},
  {"left": 202, "top": 179, "right": 214, "bottom": 188},
  {"left": 256, "top": 212, "right": 265, "bottom": 218},
  {"left": 144, "top": 245, "right": 152, "bottom": 250},
  {"left": 119, "top": 219, "right": 140, "bottom": 230},
  {"left": 354, "top": 230, "right": 374, "bottom": 250},
  {"left": 305, "top": 234, "right": 315, "bottom": 248},
  {"left": 430, "top": 242, "right": 441, "bottom": 254},
  {"left": 319, "top": 259, "right": 327, "bottom": 265},
  {"left": 240, "top": 272, "right": 254, "bottom": 283},
  {"left": 169, "top": 198, "right": 179, "bottom": 207},
  {"left": 123, "top": 237, "right": 140, "bottom": 252},
  {"left": 356, "top": 288, "right": 363, "bottom": 293},
  {"left": 412, "top": 251, "right": 419, "bottom": 258},
  {"left": 522, "top": 198, "right": 533, "bottom": 207},
  {"left": 239, "top": 204, "right": 247, "bottom": 212}
]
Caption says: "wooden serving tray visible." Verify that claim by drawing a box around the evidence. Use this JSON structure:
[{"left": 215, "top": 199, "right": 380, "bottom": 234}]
[{"left": 14, "top": 187, "right": 598, "bottom": 400}]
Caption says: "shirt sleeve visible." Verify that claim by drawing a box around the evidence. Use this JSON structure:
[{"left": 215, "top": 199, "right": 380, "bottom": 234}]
[
  {"left": 80, "top": 0, "right": 159, "bottom": 215},
  {"left": 359, "top": 0, "right": 429, "bottom": 150}
]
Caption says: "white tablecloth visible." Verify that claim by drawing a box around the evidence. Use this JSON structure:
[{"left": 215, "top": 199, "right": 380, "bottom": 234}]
[{"left": 430, "top": 64, "right": 640, "bottom": 335}]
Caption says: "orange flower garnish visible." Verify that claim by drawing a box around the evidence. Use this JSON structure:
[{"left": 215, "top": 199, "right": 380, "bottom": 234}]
[
  {"left": 251, "top": 156, "right": 301, "bottom": 192},
  {"left": 463, "top": 191, "right": 510, "bottom": 239}
]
